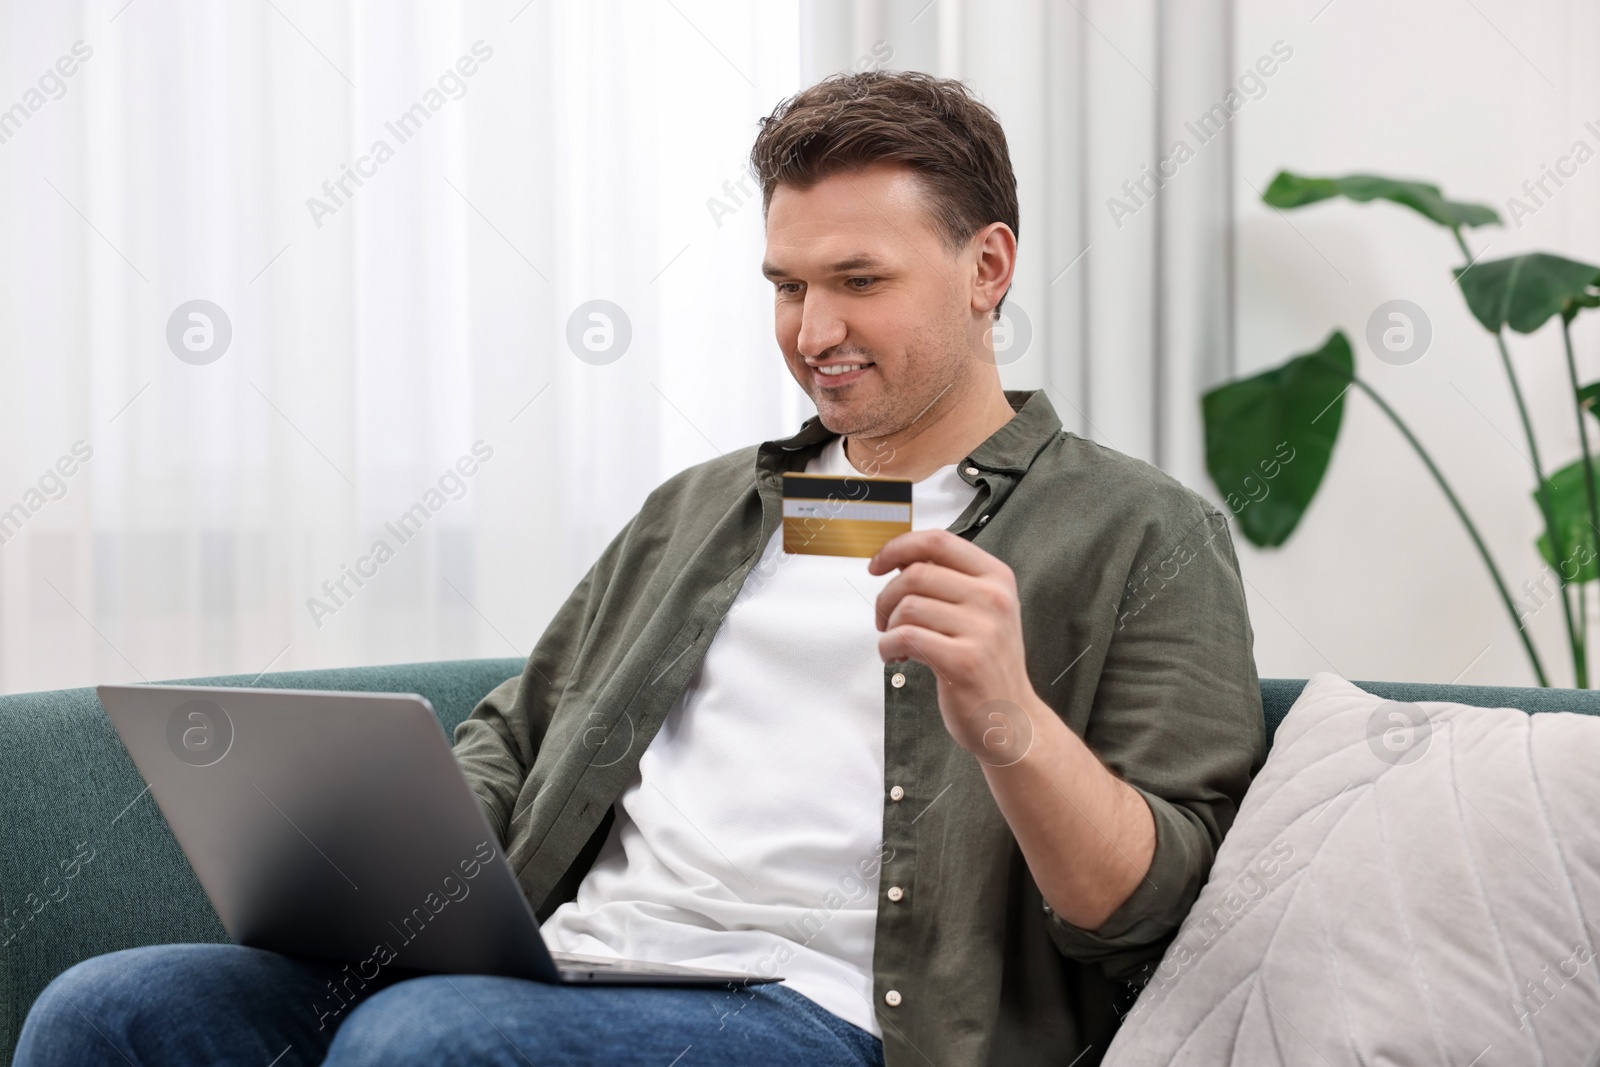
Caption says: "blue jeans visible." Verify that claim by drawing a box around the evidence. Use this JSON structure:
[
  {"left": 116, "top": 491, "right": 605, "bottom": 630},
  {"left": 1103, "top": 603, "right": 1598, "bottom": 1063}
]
[{"left": 15, "top": 944, "right": 885, "bottom": 1066}]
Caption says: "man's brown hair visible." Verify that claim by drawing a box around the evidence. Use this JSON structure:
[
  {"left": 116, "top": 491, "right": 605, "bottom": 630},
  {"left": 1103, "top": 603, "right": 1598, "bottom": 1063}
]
[{"left": 750, "top": 70, "right": 1019, "bottom": 310}]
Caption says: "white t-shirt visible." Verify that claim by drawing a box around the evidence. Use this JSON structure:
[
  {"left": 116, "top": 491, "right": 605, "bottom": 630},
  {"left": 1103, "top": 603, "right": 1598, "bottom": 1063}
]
[{"left": 541, "top": 435, "right": 979, "bottom": 1036}]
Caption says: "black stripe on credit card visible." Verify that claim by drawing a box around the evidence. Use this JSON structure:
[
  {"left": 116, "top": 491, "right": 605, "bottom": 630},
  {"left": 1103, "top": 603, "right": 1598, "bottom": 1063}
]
[{"left": 782, "top": 473, "right": 912, "bottom": 503}]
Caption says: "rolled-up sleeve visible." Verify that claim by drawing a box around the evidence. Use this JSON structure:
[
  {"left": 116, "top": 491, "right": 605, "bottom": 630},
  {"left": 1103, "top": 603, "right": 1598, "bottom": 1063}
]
[{"left": 1045, "top": 505, "right": 1266, "bottom": 983}]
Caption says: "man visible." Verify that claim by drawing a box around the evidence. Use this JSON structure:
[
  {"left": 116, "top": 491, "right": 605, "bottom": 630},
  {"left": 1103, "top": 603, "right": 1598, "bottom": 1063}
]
[{"left": 17, "top": 70, "right": 1263, "bottom": 1066}]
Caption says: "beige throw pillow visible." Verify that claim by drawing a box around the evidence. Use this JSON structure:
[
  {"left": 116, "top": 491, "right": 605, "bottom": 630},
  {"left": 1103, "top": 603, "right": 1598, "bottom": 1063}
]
[{"left": 1103, "top": 671, "right": 1600, "bottom": 1066}]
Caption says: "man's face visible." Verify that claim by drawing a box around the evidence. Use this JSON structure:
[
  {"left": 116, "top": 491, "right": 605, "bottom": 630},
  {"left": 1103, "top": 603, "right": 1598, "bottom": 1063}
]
[{"left": 762, "top": 162, "right": 994, "bottom": 441}]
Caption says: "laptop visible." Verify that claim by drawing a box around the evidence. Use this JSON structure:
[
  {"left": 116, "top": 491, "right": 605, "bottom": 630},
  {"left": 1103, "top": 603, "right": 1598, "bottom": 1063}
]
[{"left": 98, "top": 683, "right": 778, "bottom": 988}]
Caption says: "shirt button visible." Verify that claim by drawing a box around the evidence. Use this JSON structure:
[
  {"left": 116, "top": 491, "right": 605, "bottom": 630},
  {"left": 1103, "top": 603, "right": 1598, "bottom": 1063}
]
[
  {"left": 978, "top": 514, "right": 990, "bottom": 525},
  {"left": 887, "top": 885, "right": 904, "bottom": 902},
  {"left": 884, "top": 989, "right": 903, "bottom": 1007},
  {"left": 889, "top": 785, "right": 905, "bottom": 801},
  {"left": 964, "top": 466, "right": 980, "bottom": 477},
  {"left": 890, "top": 672, "right": 906, "bottom": 688}
]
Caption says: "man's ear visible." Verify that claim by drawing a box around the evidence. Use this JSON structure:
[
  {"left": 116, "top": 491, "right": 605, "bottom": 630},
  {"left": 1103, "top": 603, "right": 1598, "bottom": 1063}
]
[{"left": 970, "top": 222, "right": 1017, "bottom": 316}]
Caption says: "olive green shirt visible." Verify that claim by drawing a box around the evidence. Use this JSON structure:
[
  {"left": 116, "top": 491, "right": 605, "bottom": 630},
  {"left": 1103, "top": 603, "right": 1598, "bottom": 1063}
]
[{"left": 452, "top": 388, "right": 1265, "bottom": 1065}]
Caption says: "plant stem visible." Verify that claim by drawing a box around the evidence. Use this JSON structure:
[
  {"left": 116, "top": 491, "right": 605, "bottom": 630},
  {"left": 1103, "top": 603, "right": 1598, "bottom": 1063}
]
[
  {"left": 1312, "top": 355, "right": 1550, "bottom": 686},
  {"left": 1453, "top": 226, "right": 1583, "bottom": 687},
  {"left": 1562, "top": 317, "right": 1599, "bottom": 668},
  {"left": 1494, "top": 327, "right": 1581, "bottom": 686}
]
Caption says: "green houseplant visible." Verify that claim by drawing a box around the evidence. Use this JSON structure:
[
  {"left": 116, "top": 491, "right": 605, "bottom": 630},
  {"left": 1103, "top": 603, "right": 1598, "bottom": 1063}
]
[{"left": 1203, "top": 173, "right": 1600, "bottom": 688}]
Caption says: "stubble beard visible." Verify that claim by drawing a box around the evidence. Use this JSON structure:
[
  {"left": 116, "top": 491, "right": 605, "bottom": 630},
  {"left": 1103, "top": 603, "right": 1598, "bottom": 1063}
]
[{"left": 816, "top": 317, "right": 973, "bottom": 455}]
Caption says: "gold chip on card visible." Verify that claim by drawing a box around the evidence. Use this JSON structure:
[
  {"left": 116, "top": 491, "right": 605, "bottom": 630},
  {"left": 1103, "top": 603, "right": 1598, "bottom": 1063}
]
[{"left": 782, "top": 472, "right": 913, "bottom": 557}]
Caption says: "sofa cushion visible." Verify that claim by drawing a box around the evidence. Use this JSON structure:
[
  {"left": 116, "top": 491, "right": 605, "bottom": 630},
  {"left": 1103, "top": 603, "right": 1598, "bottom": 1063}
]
[{"left": 1105, "top": 671, "right": 1600, "bottom": 1064}]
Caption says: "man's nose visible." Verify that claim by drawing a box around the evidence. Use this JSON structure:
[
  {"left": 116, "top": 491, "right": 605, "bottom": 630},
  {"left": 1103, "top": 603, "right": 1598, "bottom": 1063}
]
[{"left": 796, "top": 293, "right": 848, "bottom": 358}]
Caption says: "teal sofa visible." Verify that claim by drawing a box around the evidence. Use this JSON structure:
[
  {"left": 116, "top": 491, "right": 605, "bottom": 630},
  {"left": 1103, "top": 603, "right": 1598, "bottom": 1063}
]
[{"left": 3, "top": 658, "right": 1598, "bottom": 1063}]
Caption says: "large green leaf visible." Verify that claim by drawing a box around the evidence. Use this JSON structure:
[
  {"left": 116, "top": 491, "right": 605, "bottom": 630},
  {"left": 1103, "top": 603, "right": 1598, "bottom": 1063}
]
[
  {"left": 1202, "top": 331, "right": 1354, "bottom": 548},
  {"left": 1534, "top": 456, "right": 1600, "bottom": 583},
  {"left": 1262, "top": 172, "right": 1500, "bottom": 229},
  {"left": 1454, "top": 253, "right": 1600, "bottom": 334}
]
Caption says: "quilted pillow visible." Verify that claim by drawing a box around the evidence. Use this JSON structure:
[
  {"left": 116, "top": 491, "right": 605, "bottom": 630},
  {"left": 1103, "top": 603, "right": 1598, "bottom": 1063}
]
[{"left": 1103, "top": 671, "right": 1600, "bottom": 1065}]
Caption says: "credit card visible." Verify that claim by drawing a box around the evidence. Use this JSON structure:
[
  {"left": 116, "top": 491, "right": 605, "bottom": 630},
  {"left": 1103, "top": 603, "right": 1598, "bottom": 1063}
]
[{"left": 782, "top": 472, "right": 912, "bottom": 557}]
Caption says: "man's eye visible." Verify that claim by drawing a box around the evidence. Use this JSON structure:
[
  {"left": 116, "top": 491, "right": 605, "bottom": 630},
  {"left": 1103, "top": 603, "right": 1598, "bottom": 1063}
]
[
  {"left": 847, "top": 277, "right": 876, "bottom": 289},
  {"left": 775, "top": 282, "right": 801, "bottom": 295}
]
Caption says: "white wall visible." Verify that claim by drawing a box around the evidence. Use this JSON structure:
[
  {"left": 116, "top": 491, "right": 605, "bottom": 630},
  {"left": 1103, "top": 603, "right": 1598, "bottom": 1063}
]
[{"left": 1233, "top": 0, "right": 1600, "bottom": 686}]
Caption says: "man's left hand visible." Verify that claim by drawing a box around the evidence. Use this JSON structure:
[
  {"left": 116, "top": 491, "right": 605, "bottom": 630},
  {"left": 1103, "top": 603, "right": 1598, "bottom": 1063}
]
[{"left": 868, "top": 528, "right": 1040, "bottom": 763}]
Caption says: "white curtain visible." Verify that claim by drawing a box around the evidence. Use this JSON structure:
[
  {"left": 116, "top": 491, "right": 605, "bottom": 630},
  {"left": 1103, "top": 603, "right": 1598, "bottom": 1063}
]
[{"left": 0, "top": 0, "right": 1228, "bottom": 695}]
